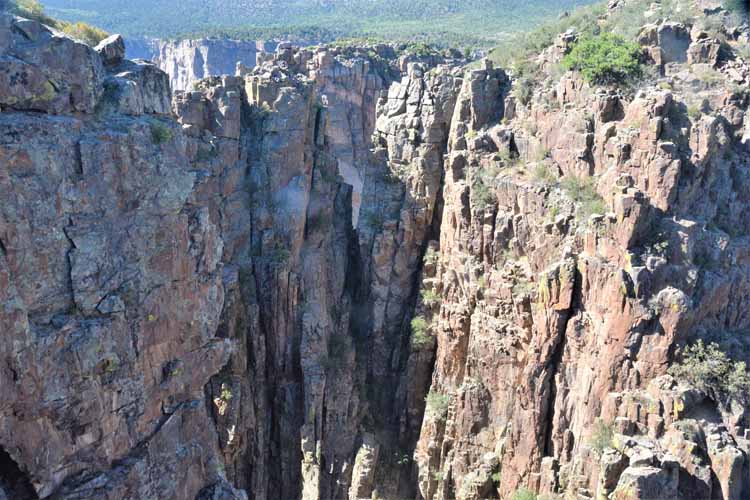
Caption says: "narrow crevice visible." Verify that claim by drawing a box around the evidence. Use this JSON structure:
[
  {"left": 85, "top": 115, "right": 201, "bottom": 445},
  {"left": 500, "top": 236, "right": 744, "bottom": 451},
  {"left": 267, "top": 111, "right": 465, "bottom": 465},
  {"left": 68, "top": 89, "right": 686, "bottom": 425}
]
[
  {"left": 74, "top": 141, "right": 84, "bottom": 176},
  {"left": 542, "top": 257, "right": 579, "bottom": 458},
  {"left": 0, "top": 447, "right": 38, "bottom": 500}
]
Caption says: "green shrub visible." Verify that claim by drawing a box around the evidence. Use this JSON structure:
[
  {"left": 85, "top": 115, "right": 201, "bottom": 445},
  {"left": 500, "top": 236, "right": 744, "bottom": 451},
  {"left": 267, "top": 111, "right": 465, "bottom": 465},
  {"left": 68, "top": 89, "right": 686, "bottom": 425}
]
[
  {"left": 693, "top": 65, "right": 723, "bottom": 87},
  {"left": 512, "top": 62, "right": 539, "bottom": 106},
  {"left": 60, "top": 21, "right": 109, "bottom": 46},
  {"left": 220, "top": 383, "right": 233, "bottom": 402},
  {"left": 562, "top": 33, "right": 643, "bottom": 85},
  {"left": 472, "top": 178, "right": 496, "bottom": 211},
  {"left": 487, "top": 3, "right": 605, "bottom": 68},
  {"left": 532, "top": 164, "right": 557, "bottom": 186},
  {"left": 423, "top": 247, "right": 439, "bottom": 266},
  {"left": 511, "top": 488, "right": 537, "bottom": 500},
  {"left": 425, "top": 390, "right": 450, "bottom": 420},
  {"left": 10, "top": 0, "right": 56, "bottom": 25},
  {"left": 589, "top": 418, "right": 614, "bottom": 456},
  {"left": 491, "top": 471, "right": 502, "bottom": 485},
  {"left": 150, "top": 121, "right": 173, "bottom": 145},
  {"left": 410, "top": 315, "right": 433, "bottom": 349},
  {"left": 668, "top": 340, "right": 750, "bottom": 403},
  {"left": 561, "top": 175, "right": 606, "bottom": 221},
  {"left": 421, "top": 289, "right": 440, "bottom": 308},
  {"left": 10, "top": 1, "right": 109, "bottom": 46},
  {"left": 403, "top": 42, "right": 439, "bottom": 57}
]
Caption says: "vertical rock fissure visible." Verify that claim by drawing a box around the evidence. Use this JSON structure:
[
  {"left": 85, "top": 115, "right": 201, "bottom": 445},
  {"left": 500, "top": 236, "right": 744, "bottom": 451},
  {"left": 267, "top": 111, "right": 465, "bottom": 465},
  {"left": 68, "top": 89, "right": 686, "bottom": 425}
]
[
  {"left": 0, "top": 447, "right": 38, "bottom": 500},
  {"left": 542, "top": 257, "right": 579, "bottom": 458}
]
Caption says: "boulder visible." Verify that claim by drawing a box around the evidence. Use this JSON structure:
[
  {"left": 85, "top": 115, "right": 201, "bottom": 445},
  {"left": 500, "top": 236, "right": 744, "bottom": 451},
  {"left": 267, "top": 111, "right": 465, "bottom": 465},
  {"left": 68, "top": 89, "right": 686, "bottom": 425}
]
[
  {"left": 0, "top": 13, "right": 104, "bottom": 113},
  {"left": 102, "top": 59, "right": 171, "bottom": 115},
  {"left": 687, "top": 38, "right": 723, "bottom": 66},
  {"left": 95, "top": 33, "right": 125, "bottom": 66},
  {"left": 612, "top": 466, "right": 678, "bottom": 500}
]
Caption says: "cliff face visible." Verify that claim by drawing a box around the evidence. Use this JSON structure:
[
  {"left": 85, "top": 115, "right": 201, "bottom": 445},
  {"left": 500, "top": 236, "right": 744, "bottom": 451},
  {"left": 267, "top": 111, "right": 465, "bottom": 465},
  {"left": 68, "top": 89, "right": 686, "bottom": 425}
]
[
  {"left": 124, "top": 38, "right": 279, "bottom": 91},
  {"left": 0, "top": 13, "right": 454, "bottom": 499},
  {"left": 413, "top": 5, "right": 750, "bottom": 500},
  {"left": 155, "top": 39, "right": 278, "bottom": 91},
  {"left": 2, "top": 1, "right": 750, "bottom": 500}
]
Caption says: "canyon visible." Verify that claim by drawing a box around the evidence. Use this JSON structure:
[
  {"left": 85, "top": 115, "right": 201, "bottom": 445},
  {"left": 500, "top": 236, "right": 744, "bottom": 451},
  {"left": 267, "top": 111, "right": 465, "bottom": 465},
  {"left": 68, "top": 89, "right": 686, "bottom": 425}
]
[
  {"left": 126, "top": 38, "right": 280, "bottom": 91},
  {"left": 1, "top": 1, "right": 750, "bottom": 499}
]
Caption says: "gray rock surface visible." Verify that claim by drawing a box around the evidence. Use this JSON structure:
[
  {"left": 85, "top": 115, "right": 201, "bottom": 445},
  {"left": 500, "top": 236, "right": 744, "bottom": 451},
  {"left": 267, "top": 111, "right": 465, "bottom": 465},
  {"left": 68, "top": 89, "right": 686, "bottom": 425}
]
[
  {"left": 155, "top": 38, "right": 278, "bottom": 90},
  {"left": 0, "top": 13, "right": 104, "bottom": 113},
  {"left": 95, "top": 34, "right": 126, "bottom": 66}
]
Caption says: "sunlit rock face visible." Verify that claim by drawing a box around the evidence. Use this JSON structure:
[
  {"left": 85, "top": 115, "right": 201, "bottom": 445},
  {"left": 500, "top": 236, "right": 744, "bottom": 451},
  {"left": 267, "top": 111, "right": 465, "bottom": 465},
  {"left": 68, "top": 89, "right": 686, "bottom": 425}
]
[
  {"left": 2, "top": 0, "right": 750, "bottom": 499},
  {"left": 124, "top": 38, "right": 279, "bottom": 91},
  {"left": 155, "top": 39, "right": 279, "bottom": 91},
  {"left": 0, "top": 10, "right": 458, "bottom": 498}
]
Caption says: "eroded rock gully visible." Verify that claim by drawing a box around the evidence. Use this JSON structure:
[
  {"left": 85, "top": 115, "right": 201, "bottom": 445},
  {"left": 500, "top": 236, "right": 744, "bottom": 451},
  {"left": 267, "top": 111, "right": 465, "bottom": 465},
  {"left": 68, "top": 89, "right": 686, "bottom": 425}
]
[{"left": 1, "top": 1, "right": 750, "bottom": 499}]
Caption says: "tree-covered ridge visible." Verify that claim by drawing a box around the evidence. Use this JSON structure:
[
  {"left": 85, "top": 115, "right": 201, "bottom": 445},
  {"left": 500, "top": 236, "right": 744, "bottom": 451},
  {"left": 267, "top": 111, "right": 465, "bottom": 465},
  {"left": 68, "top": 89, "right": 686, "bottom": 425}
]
[
  {"left": 8, "top": 0, "right": 108, "bottom": 45},
  {"left": 40, "top": 0, "right": 599, "bottom": 46}
]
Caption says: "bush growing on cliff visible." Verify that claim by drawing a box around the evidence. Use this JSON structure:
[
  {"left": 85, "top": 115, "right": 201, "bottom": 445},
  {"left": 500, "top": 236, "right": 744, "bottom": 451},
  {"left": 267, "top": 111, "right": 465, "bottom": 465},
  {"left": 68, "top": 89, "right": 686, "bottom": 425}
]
[
  {"left": 420, "top": 288, "right": 440, "bottom": 308},
  {"left": 487, "top": 2, "right": 605, "bottom": 69},
  {"left": 561, "top": 175, "right": 606, "bottom": 221},
  {"left": 411, "top": 315, "right": 433, "bottom": 349},
  {"left": 150, "top": 121, "right": 173, "bottom": 145},
  {"left": 425, "top": 390, "right": 450, "bottom": 421},
  {"left": 589, "top": 418, "right": 614, "bottom": 456},
  {"left": 423, "top": 247, "right": 439, "bottom": 266},
  {"left": 562, "top": 33, "right": 643, "bottom": 85},
  {"left": 532, "top": 164, "right": 558, "bottom": 186},
  {"left": 512, "top": 61, "right": 539, "bottom": 106},
  {"left": 511, "top": 488, "right": 537, "bottom": 500},
  {"left": 668, "top": 340, "right": 750, "bottom": 403},
  {"left": 472, "top": 178, "right": 496, "bottom": 211},
  {"left": 10, "top": 0, "right": 56, "bottom": 25},
  {"left": 60, "top": 21, "right": 108, "bottom": 46},
  {"left": 10, "top": 0, "right": 108, "bottom": 46}
]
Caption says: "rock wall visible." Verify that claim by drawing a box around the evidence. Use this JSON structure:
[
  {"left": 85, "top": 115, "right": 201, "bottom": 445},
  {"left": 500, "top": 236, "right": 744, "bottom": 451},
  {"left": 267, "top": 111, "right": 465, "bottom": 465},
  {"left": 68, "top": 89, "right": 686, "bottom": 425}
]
[
  {"left": 155, "top": 39, "right": 278, "bottom": 91},
  {"left": 2, "top": 1, "right": 750, "bottom": 499},
  {"left": 123, "top": 38, "right": 279, "bottom": 91},
  {"left": 412, "top": 3, "right": 750, "bottom": 499},
  {"left": 0, "top": 12, "right": 455, "bottom": 500}
]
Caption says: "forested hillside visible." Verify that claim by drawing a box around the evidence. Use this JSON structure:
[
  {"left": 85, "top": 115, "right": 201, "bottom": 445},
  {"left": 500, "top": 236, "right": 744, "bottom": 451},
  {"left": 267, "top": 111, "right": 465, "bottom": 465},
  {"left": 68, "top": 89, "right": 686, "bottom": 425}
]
[{"left": 41, "top": 0, "right": 598, "bottom": 45}]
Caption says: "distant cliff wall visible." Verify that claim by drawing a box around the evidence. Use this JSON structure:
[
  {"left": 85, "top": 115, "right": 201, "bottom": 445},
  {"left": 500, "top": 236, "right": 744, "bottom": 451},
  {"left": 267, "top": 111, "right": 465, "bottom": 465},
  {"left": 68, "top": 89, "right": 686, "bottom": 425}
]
[{"left": 125, "top": 37, "right": 278, "bottom": 90}]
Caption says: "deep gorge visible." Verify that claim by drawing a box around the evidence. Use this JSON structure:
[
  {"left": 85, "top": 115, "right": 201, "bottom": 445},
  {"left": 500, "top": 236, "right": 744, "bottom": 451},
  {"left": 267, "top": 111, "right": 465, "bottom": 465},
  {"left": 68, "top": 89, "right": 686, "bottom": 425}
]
[{"left": 2, "top": 1, "right": 750, "bottom": 499}]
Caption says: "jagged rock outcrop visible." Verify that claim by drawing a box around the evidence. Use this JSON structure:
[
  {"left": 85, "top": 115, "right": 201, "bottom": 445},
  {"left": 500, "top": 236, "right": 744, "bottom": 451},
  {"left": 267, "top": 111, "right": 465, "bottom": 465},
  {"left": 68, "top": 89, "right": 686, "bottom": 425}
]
[
  {"left": 412, "top": 2, "right": 750, "bottom": 499},
  {"left": 0, "top": 9, "right": 459, "bottom": 499},
  {"left": 0, "top": 14, "right": 104, "bottom": 113},
  {"left": 2, "top": 0, "right": 750, "bottom": 499}
]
